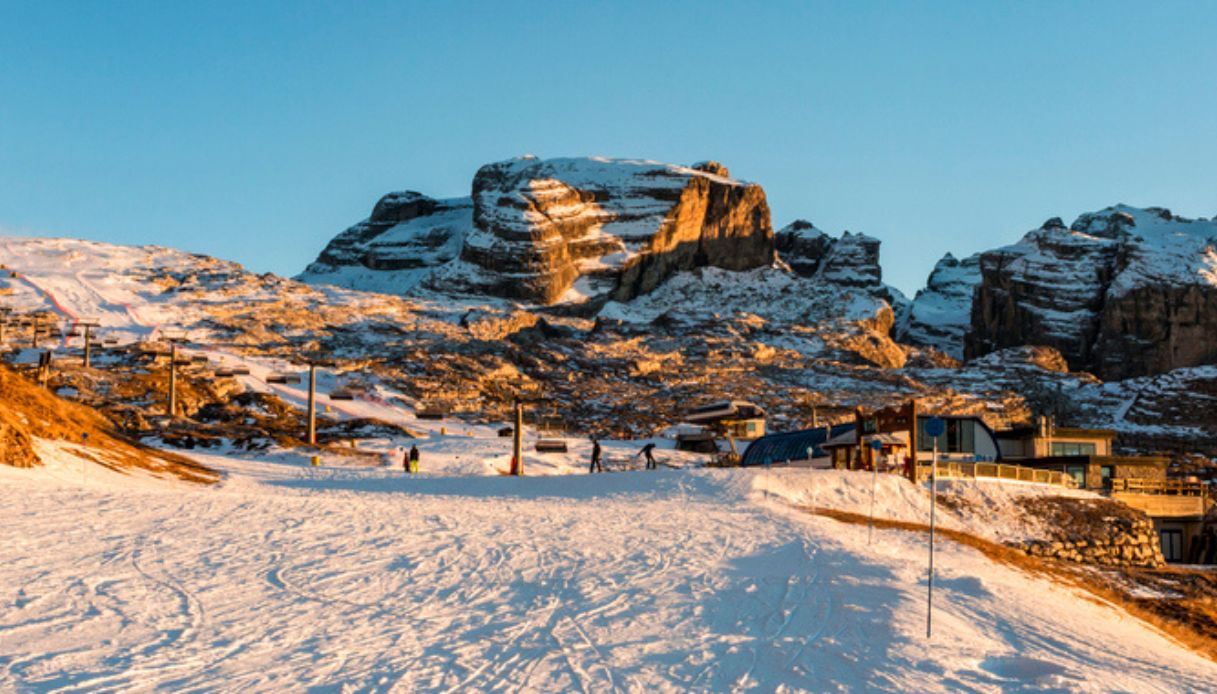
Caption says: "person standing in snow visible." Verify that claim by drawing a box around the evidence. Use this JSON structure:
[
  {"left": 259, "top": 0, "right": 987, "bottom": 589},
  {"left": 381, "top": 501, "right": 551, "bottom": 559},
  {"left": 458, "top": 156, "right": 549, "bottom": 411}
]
[
  {"left": 638, "top": 443, "right": 658, "bottom": 470},
  {"left": 409, "top": 445, "right": 420, "bottom": 473},
  {"left": 402, "top": 447, "right": 410, "bottom": 473},
  {"left": 589, "top": 438, "right": 603, "bottom": 474}
]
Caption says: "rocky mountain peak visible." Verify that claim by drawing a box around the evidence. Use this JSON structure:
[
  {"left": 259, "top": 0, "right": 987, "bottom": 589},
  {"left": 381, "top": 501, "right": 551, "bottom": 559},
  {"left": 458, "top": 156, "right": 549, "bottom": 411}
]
[
  {"left": 369, "top": 191, "right": 441, "bottom": 224},
  {"left": 690, "top": 160, "right": 731, "bottom": 178},
  {"left": 963, "top": 205, "right": 1217, "bottom": 378},
  {"left": 304, "top": 156, "right": 776, "bottom": 307}
]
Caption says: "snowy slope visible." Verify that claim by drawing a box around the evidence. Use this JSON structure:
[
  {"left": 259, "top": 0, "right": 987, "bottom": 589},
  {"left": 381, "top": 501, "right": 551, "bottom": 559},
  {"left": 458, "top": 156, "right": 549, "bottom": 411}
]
[{"left": 0, "top": 452, "right": 1212, "bottom": 691}]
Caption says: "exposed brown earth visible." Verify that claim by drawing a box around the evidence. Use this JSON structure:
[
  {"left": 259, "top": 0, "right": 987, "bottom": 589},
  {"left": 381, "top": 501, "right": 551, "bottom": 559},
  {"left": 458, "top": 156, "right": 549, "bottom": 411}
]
[{"left": 0, "top": 363, "right": 218, "bottom": 483}]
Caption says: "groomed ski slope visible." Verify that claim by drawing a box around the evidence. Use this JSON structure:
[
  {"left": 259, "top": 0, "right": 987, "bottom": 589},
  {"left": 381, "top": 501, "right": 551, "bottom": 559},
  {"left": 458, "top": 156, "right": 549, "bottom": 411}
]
[{"left": 1, "top": 449, "right": 1214, "bottom": 692}]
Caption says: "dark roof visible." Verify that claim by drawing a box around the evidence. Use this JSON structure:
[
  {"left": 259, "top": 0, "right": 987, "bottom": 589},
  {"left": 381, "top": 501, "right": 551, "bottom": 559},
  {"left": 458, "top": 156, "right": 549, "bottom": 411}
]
[{"left": 740, "top": 424, "right": 855, "bottom": 467}]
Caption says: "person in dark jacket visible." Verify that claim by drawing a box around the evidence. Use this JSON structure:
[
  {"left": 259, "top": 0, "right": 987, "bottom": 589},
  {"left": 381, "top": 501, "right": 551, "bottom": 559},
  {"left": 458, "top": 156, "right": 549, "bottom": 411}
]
[
  {"left": 589, "top": 438, "right": 603, "bottom": 473},
  {"left": 638, "top": 443, "right": 658, "bottom": 470},
  {"left": 408, "top": 445, "right": 420, "bottom": 473}
]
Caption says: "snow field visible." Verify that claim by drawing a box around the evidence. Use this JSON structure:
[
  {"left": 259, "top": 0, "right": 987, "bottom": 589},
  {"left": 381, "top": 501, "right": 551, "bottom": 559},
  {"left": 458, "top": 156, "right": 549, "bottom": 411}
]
[{"left": 1, "top": 449, "right": 1214, "bottom": 692}]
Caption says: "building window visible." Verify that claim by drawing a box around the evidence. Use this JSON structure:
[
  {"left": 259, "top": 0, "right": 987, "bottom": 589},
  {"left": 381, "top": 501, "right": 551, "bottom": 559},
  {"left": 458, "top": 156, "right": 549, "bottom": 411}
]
[
  {"left": 1100, "top": 466, "right": 1113, "bottom": 489},
  {"left": 1066, "top": 464, "right": 1087, "bottom": 488},
  {"left": 1160, "top": 529, "right": 1184, "bottom": 563},
  {"left": 918, "top": 419, "right": 975, "bottom": 453},
  {"left": 1051, "top": 442, "right": 1096, "bottom": 456}
]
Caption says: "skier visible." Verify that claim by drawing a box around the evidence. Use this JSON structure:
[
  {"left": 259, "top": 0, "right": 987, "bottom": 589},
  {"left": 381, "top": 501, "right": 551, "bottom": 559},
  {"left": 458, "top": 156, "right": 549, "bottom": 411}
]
[
  {"left": 589, "top": 437, "right": 603, "bottom": 474},
  {"left": 409, "top": 445, "right": 420, "bottom": 473},
  {"left": 638, "top": 442, "right": 658, "bottom": 470}
]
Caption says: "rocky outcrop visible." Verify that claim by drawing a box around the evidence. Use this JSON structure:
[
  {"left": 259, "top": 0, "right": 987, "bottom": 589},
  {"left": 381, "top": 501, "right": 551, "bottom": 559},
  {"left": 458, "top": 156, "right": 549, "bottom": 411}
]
[
  {"left": 305, "top": 157, "right": 776, "bottom": 306},
  {"left": 898, "top": 252, "right": 981, "bottom": 359},
  {"left": 437, "top": 156, "right": 775, "bottom": 305},
  {"left": 774, "top": 220, "right": 833, "bottom": 276},
  {"left": 965, "top": 206, "right": 1217, "bottom": 379},
  {"left": 298, "top": 192, "right": 470, "bottom": 294},
  {"left": 776, "top": 221, "right": 882, "bottom": 288}
]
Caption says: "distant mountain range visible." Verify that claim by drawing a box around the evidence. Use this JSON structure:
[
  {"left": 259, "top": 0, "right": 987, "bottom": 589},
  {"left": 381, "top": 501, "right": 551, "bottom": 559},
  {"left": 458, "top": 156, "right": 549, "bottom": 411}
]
[
  {"left": 300, "top": 155, "right": 1217, "bottom": 381},
  {"left": 2, "top": 156, "right": 1214, "bottom": 458}
]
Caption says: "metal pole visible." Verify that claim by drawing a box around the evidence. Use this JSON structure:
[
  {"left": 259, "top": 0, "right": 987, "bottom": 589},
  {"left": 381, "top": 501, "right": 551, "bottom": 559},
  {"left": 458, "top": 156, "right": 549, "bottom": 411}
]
[
  {"left": 511, "top": 399, "right": 524, "bottom": 476},
  {"left": 168, "top": 343, "right": 178, "bottom": 419},
  {"left": 83, "top": 325, "right": 92, "bottom": 368},
  {"left": 869, "top": 451, "right": 878, "bottom": 545},
  {"left": 927, "top": 437, "right": 938, "bottom": 639},
  {"left": 31, "top": 314, "right": 40, "bottom": 348},
  {"left": 307, "top": 363, "right": 317, "bottom": 446}
]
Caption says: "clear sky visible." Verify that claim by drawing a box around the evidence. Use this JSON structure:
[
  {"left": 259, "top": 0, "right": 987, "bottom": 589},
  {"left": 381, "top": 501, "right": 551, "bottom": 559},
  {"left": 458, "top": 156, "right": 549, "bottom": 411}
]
[{"left": 2, "top": 1, "right": 1215, "bottom": 296}]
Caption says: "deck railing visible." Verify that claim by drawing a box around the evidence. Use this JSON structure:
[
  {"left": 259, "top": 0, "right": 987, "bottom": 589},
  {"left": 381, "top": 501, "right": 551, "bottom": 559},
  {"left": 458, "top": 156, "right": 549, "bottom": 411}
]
[
  {"left": 915, "top": 461, "right": 1078, "bottom": 489},
  {"left": 1109, "top": 478, "right": 1207, "bottom": 496}
]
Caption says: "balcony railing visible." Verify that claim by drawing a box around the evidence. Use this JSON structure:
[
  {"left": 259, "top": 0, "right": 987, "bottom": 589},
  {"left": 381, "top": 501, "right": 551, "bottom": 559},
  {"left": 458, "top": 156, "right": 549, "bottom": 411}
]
[
  {"left": 915, "top": 461, "right": 1078, "bottom": 489},
  {"left": 1109, "top": 478, "right": 1207, "bottom": 496}
]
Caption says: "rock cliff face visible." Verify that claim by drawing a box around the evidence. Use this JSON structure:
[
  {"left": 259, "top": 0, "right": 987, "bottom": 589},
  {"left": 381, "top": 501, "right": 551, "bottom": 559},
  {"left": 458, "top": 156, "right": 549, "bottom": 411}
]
[
  {"left": 298, "top": 192, "right": 470, "bottom": 295},
  {"left": 965, "top": 206, "right": 1217, "bottom": 379},
  {"left": 776, "top": 220, "right": 909, "bottom": 325},
  {"left": 303, "top": 156, "right": 776, "bottom": 305},
  {"left": 898, "top": 252, "right": 981, "bottom": 359},
  {"left": 437, "top": 156, "right": 775, "bottom": 304},
  {"left": 776, "top": 221, "right": 882, "bottom": 288}
]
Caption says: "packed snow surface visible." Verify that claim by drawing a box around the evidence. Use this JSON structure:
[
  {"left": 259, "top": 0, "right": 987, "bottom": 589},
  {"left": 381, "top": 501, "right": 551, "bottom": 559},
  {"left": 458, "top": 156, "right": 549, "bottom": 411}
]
[{"left": 1, "top": 448, "right": 1213, "bottom": 692}]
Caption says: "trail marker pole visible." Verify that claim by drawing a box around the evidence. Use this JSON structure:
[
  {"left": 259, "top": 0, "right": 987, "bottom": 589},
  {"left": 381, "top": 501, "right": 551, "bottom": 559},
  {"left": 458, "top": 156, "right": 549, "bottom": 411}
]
[
  {"left": 924, "top": 416, "right": 945, "bottom": 639},
  {"left": 168, "top": 343, "right": 178, "bottom": 418},
  {"left": 868, "top": 438, "right": 883, "bottom": 545},
  {"left": 510, "top": 400, "right": 524, "bottom": 476},
  {"left": 307, "top": 363, "right": 317, "bottom": 446}
]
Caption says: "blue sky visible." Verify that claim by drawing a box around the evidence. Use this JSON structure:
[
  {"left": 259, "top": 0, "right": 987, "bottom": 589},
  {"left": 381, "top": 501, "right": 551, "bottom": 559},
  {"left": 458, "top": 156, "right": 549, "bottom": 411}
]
[{"left": 1, "top": 1, "right": 1214, "bottom": 295}]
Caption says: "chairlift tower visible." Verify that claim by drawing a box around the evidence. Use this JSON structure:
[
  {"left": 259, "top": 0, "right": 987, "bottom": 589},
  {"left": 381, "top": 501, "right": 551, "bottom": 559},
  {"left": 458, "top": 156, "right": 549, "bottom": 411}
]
[{"left": 76, "top": 320, "right": 100, "bottom": 367}]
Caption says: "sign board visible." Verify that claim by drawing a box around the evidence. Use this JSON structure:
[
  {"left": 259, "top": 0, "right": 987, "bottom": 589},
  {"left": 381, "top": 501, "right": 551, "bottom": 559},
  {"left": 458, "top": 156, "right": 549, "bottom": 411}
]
[{"left": 925, "top": 416, "right": 946, "bottom": 438}]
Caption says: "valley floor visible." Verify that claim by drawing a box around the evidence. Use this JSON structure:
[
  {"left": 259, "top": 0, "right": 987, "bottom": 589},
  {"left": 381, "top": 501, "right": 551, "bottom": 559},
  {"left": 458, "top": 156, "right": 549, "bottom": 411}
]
[{"left": 1, "top": 452, "right": 1214, "bottom": 692}]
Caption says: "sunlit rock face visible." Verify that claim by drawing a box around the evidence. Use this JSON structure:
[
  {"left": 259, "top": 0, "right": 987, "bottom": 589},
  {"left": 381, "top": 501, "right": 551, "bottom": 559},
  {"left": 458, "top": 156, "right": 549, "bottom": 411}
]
[
  {"left": 303, "top": 156, "right": 776, "bottom": 306},
  {"left": 441, "top": 156, "right": 775, "bottom": 305},
  {"left": 965, "top": 206, "right": 1217, "bottom": 379}
]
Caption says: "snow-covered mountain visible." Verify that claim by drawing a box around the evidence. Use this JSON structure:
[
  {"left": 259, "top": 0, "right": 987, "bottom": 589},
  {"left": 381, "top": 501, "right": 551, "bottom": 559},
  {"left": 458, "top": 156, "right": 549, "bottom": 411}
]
[
  {"left": 301, "top": 156, "right": 776, "bottom": 306},
  {"left": 898, "top": 252, "right": 981, "bottom": 360},
  {"left": 901, "top": 205, "right": 1217, "bottom": 380}
]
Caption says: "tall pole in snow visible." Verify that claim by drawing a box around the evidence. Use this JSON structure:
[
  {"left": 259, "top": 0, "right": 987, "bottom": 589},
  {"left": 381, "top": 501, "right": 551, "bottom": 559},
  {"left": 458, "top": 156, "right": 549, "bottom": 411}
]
[
  {"left": 510, "top": 399, "right": 524, "bottom": 476},
  {"left": 868, "top": 438, "right": 883, "bottom": 545},
  {"left": 923, "top": 415, "right": 944, "bottom": 640},
  {"left": 927, "top": 435, "right": 938, "bottom": 639},
  {"left": 306, "top": 363, "right": 317, "bottom": 446},
  {"left": 168, "top": 342, "right": 178, "bottom": 419}
]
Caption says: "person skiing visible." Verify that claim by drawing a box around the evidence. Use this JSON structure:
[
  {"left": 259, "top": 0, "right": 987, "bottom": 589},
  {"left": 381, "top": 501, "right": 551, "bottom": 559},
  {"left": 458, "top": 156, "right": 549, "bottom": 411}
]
[
  {"left": 638, "top": 442, "right": 658, "bottom": 470},
  {"left": 589, "top": 437, "right": 603, "bottom": 474},
  {"left": 409, "top": 445, "right": 420, "bottom": 473}
]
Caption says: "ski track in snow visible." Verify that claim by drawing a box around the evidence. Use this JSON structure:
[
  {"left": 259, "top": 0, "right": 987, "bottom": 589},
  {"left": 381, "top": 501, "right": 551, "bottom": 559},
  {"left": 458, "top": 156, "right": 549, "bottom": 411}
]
[{"left": 1, "top": 457, "right": 1215, "bottom": 692}]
